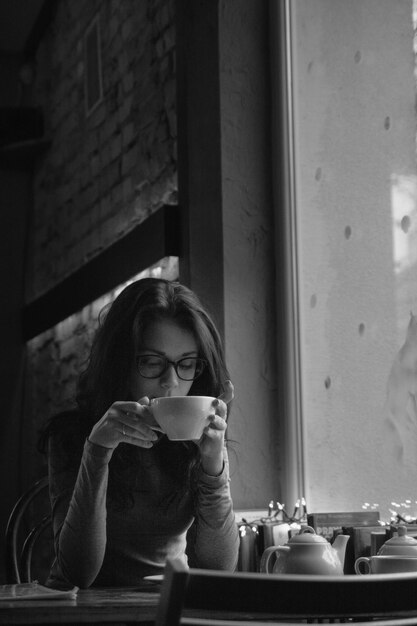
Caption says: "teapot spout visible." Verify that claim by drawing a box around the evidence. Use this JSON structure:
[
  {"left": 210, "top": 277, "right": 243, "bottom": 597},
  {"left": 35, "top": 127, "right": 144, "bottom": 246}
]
[{"left": 332, "top": 534, "right": 350, "bottom": 568}]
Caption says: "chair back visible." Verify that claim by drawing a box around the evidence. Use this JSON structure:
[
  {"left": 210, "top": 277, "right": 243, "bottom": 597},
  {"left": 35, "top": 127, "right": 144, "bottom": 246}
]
[
  {"left": 155, "top": 558, "right": 417, "bottom": 625},
  {"left": 5, "top": 476, "right": 53, "bottom": 583}
]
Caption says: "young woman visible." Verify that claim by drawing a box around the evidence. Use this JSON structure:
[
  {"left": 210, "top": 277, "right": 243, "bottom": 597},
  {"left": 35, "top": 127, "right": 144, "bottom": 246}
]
[{"left": 41, "top": 278, "right": 239, "bottom": 588}]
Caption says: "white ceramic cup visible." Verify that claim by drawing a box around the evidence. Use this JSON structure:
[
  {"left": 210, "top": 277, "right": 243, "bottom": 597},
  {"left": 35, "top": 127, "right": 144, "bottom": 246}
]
[
  {"left": 355, "top": 555, "right": 417, "bottom": 575},
  {"left": 150, "top": 396, "right": 215, "bottom": 441}
]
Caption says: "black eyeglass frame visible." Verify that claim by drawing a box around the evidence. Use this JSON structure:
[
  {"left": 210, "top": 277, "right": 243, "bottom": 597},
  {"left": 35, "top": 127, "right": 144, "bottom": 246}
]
[{"left": 135, "top": 355, "right": 208, "bottom": 381}]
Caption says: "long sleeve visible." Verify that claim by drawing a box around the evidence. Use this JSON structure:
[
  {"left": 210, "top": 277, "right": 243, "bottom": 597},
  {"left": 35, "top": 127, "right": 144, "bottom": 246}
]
[
  {"left": 48, "top": 437, "right": 113, "bottom": 588},
  {"left": 186, "top": 448, "right": 239, "bottom": 571}
]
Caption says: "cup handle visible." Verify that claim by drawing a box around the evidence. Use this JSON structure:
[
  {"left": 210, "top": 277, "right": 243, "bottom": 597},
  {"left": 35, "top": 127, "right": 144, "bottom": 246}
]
[
  {"left": 145, "top": 401, "right": 163, "bottom": 431},
  {"left": 355, "top": 557, "right": 371, "bottom": 575},
  {"left": 260, "top": 546, "right": 280, "bottom": 573}
]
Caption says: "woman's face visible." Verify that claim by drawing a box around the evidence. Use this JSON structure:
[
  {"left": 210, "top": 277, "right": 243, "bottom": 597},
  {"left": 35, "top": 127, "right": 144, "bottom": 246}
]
[{"left": 130, "top": 318, "right": 198, "bottom": 400}]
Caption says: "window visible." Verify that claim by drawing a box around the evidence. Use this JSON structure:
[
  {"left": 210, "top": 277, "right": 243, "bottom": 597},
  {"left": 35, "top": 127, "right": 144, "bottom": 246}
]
[{"left": 272, "top": 0, "right": 417, "bottom": 521}]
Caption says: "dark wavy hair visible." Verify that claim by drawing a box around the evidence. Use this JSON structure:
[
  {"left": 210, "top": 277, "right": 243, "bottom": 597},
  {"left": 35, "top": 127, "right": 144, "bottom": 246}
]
[
  {"left": 77, "top": 277, "right": 229, "bottom": 417},
  {"left": 40, "top": 278, "right": 231, "bottom": 510}
]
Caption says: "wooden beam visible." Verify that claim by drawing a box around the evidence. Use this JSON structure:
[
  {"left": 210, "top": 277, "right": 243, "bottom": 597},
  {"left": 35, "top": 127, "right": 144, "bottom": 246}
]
[{"left": 22, "top": 204, "right": 181, "bottom": 340}]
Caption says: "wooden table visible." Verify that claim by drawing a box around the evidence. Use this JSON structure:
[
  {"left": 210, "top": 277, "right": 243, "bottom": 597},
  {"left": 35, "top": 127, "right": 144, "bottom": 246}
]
[{"left": 0, "top": 583, "right": 161, "bottom": 625}]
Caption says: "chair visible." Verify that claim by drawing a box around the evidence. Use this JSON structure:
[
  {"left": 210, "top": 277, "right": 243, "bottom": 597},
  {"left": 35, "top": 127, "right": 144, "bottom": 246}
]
[
  {"left": 154, "top": 558, "right": 417, "bottom": 625},
  {"left": 5, "top": 476, "right": 53, "bottom": 583}
]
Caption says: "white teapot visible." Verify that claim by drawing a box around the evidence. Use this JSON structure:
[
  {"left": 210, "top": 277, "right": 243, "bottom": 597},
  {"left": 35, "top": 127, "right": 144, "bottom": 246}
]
[
  {"left": 377, "top": 526, "right": 417, "bottom": 556},
  {"left": 260, "top": 526, "right": 349, "bottom": 575}
]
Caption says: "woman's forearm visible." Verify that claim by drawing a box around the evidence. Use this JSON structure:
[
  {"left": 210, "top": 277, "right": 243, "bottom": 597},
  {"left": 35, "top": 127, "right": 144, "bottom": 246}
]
[
  {"left": 188, "top": 454, "right": 239, "bottom": 571},
  {"left": 50, "top": 440, "right": 112, "bottom": 587}
]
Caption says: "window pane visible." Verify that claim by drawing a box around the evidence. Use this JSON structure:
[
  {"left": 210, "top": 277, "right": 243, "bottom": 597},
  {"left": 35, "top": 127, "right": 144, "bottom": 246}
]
[{"left": 273, "top": 0, "right": 417, "bottom": 521}]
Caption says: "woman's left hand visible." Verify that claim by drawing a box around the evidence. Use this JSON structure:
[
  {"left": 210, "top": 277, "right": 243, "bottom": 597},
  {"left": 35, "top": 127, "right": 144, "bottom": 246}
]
[{"left": 198, "top": 380, "right": 234, "bottom": 476}]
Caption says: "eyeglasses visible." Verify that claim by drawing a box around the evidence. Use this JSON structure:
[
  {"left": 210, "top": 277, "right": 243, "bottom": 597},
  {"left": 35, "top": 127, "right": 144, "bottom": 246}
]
[{"left": 136, "top": 355, "right": 207, "bottom": 381}]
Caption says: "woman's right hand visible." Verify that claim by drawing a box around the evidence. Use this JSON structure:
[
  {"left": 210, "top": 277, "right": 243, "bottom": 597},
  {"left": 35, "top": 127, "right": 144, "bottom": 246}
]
[{"left": 88, "top": 398, "right": 159, "bottom": 450}]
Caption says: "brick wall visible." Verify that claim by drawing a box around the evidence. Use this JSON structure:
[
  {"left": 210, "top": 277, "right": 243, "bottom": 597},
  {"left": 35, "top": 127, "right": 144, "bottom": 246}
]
[
  {"left": 27, "top": 0, "right": 177, "bottom": 301},
  {"left": 23, "top": 0, "right": 178, "bottom": 478}
]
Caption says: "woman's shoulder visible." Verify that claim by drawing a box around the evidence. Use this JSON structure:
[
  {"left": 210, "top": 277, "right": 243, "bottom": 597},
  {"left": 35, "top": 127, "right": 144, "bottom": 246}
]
[{"left": 38, "top": 408, "right": 91, "bottom": 454}]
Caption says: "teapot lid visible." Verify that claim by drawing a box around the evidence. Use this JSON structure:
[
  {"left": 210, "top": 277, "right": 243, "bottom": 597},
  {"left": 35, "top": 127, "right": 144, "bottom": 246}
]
[
  {"left": 384, "top": 525, "right": 417, "bottom": 546},
  {"left": 288, "top": 526, "right": 328, "bottom": 545}
]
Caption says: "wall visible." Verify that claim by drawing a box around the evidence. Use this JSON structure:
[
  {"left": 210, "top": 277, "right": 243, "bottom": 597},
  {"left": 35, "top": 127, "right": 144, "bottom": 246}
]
[
  {"left": 27, "top": 0, "right": 177, "bottom": 303},
  {"left": 289, "top": 0, "right": 417, "bottom": 518},
  {"left": 219, "top": 1, "right": 280, "bottom": 508}
]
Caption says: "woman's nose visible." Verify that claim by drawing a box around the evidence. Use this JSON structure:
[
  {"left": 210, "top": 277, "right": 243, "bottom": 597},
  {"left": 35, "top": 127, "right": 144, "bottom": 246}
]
[{"left": 160, "top": 363, "right": 179, "bottom": 389}]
